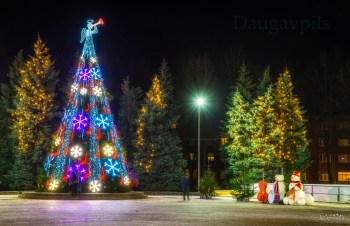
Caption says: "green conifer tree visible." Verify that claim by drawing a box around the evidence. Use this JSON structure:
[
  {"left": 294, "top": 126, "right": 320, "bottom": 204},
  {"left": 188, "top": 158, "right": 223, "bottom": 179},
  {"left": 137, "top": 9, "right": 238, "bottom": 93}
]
[
  {"left": 0, "top": 51, "right": 24, "bottom": 190},
  {"left": 274, "top": 70, "right": 310, "bottom": 177},
  {"left": 134, "top": 60, "right": 185, "bottom": 190},
  {"left": 118, "top": 76, "right": 143, "bottom": 166},
  {"left": 11, "top": 36, "right": 59, "bottom": 189}
]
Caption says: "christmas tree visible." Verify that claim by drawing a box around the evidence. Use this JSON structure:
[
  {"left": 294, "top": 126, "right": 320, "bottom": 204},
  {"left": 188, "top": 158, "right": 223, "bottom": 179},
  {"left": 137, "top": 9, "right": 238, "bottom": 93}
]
[
  {"left": 44, "top": 19, "right": 131, "bottom": 192},
  {"left": 274, "top": 70, "right": 310, "bottom": 177}
]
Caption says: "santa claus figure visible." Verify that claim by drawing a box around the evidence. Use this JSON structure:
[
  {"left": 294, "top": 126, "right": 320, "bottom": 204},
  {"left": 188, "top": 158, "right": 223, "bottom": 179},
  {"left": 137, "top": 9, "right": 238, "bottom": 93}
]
[{"left": 283, "top": 171, "right": 314, "bottom": 205}]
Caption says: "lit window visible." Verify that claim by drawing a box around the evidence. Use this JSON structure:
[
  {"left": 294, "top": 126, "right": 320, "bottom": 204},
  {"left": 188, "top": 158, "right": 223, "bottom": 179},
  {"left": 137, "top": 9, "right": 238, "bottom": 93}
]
[
  {"left": 319, "top": 154, "right": 331, "bottom": 163},
  {"left": 338, "top": 154, "right": 350, "bottom": 163},
  {"left": 319, "top": 172, "right": 329, "bottom": 181},
  {"left": 208, "top": 153, "right": 214, "bottom": 161},
  {"left": 190, "top": 152, "right": 195, "bottom": 161},
  {"left": 338, "top": 139, "right": 350, "bottom": 147},
  {"left": 319, "top": 122, "right": 328, "bottom": 130},
  {"left": 319, "top": 138, "right": 325, "bottom": 147},
  {"left": 338, "top": 172, "right": 350, "bottom": 182}
]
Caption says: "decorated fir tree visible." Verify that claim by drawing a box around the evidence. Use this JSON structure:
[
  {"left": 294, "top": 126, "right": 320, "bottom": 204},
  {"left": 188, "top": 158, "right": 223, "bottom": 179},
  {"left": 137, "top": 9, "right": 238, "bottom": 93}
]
[
  {"left": 223, "top": 90, "right": 257, "bottom": 194},
  {"left": 10, "top": 36, "right": 59, "bottom": 189},
  {"left": 44, "top": 19, "right": 131, "bottom": 192},
  {"left": 251, "top": 85, "right": 282, "bottom": 180},
  {"left": 134, "top": 61, "right": 185, "bottom": 190},
  {"left": 274, "top": 70, "right": 310, "bottom": 177}
]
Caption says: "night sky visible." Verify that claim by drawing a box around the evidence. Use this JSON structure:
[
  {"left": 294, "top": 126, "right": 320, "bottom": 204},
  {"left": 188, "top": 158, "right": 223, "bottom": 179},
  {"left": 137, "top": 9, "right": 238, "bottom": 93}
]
[{"left": 1, "top": 2, "right": 349, "bottom": 138}]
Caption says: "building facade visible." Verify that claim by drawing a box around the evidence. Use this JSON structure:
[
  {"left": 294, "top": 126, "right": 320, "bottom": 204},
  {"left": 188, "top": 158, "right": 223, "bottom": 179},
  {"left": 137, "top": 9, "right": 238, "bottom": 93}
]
[{"left": 306, "top": 116, "right": 350, "bottom": 184}]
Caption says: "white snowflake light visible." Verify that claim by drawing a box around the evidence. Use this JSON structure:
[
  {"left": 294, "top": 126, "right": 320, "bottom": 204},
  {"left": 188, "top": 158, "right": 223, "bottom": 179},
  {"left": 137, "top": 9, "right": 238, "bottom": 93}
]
[
  {"left": 103, "top": 144, "right": 113, "bottom": 157},
  {"left": 70, "top": 145, "right": 83, "bottom": 158},
  {"left": 93, "top": 86, "right": 102, "bottom": 97},
  {"left": 49, "top": 180, "right": 59, "bottom": 191},
  {"left": 123, "top": 176, "right": 130, "bottom": 185},
  {"left": 104, "top": 159, "right": 120, "bottom": 176},
  {"left": 96, "top": 114, "right": 110, "bottom": 129},
  {"left": 89, "top": 180, "right": 101, "bottom": 193},
  {"left": 90, "top": 57, "right": 97, "bottom": 64},
  {"left": 71, "top": 83, "right": 79, "bottom": 92},
  {"left": 80, "top": 87, "right": 88, "bottom": 95},
  {"left": 55, "top": 137, "right": 61, "bottom": 146}
]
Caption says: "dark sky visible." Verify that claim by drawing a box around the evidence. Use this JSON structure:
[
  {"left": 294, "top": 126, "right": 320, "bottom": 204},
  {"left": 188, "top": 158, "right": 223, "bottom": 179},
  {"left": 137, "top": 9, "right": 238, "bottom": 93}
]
[{"left": 1, "top": 2, "right": 350, "bottom": 138}]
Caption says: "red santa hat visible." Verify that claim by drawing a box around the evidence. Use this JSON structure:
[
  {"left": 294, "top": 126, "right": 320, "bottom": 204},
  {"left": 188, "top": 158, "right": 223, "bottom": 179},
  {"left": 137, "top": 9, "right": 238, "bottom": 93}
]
[{"left": 292, "top": 171, "right": 301, "bottom": 178}]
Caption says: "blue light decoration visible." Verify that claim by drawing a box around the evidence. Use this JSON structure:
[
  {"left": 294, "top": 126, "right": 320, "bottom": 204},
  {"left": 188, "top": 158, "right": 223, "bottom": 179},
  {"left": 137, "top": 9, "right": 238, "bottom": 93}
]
[
  {"left": 44, "top": 18, "right": 132, "bottom": 192},
  {"left": 90, "top": 67, "right": 101, "bottom": 79},
  {"left": 96, "top": 114, "right": 110, "bottom": 129},
  {"left": 73, "top": 114, "right": 89, "bottom": 130},
  {"left": 104, "top": 159, "right": 120, "bottom": 176}
]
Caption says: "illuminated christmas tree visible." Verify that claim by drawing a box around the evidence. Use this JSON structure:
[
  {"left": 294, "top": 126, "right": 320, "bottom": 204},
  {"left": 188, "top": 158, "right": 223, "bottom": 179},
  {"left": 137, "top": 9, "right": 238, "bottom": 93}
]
[
  {"left": 134, "top": 61, "right": 185, "bottom": 190},
  {"left": 44, "top": 19, "right": 131, "bottom": 192},
  {"left": 274, "top": 70, "right": 310, "bottom": 177}
]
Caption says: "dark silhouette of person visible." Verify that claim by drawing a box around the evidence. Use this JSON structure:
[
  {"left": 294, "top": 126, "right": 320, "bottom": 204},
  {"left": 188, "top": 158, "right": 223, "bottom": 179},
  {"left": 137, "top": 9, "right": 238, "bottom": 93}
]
[
  {"left": 70, "top": 169, "right": 81, "bottom": 197},
  {"left": 181, "top": 173, "right": 190, "bottom": 200}
]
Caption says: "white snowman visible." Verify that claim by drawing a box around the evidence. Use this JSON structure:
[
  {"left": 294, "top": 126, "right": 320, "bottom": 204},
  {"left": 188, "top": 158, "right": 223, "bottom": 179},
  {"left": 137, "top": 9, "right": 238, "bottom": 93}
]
[
  {"left": 283, "top": 171, "right": 314, "bottom": 205},
  {"left": 274, "top": 174, "right": 285, "bottom": 202}
]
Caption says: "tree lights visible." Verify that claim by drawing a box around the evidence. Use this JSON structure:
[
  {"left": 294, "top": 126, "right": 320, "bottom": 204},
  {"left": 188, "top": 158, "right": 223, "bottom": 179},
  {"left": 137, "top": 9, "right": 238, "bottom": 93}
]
[{"left": 44, "top": 19, "right": 131, "bottom": 192}]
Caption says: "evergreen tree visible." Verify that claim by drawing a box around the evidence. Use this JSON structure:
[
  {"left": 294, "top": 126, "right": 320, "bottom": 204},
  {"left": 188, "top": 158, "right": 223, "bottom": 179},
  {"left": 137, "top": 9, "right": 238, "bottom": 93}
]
[
  {"left": 251, "top": 85, "right": 282, "bottom": 181},
  {"left": 223, "top": 90, "right": 256, "bottom": 192},
  {"left": 256, "top": 66, "right": 271, "bottom": 97},
  {"left": 235, "top": 63, "right": 255, "bottom": 102},
  {"left": 11, "top": 35, "right": 59, "bottom": 189},
  {"left": 274, "top": 70, "right": 310, "bottom": 177},
  {"left": 44, "top": 19, "right": 131, "bottom": 193},
  {"left": 0, "top": 51, "right": 24, "bottom": 190},
  {"left": 118, "top": 76, "right": 143, "bottom": 166},
  {"left": 134, "top": 60, "right": 185, "bottom": 190}
]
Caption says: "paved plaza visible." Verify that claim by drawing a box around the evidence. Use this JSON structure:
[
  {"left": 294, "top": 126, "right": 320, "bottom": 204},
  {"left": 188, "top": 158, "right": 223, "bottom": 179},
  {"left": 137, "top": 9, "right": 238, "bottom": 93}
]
[{"left": 1, "top": 195, "right": 350, "bottom": 225}]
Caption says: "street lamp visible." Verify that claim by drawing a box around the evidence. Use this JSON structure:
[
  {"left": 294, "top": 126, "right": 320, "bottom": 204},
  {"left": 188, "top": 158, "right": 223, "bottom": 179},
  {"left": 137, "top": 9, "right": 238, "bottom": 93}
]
[{"left": 196, "top": 97, "right": 205, "bottom": 192}]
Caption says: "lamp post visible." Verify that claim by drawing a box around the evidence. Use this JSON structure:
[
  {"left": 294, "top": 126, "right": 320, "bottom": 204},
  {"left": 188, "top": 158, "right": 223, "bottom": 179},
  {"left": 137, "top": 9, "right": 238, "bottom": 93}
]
[{"left": 196, "top": 97, "right": 204, "bottom": 192}]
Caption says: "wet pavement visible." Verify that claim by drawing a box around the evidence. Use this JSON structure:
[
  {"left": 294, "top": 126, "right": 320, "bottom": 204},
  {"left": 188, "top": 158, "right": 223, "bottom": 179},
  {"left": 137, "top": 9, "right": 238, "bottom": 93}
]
[{"left": 1, "top": 195, "right": 350, "bottom": 225}]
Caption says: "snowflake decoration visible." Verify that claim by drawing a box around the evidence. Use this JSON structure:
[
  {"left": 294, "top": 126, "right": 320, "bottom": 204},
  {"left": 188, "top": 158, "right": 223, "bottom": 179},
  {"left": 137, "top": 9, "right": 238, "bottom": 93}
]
[
  {"left": 70, "top": 145, "right": 83, "bottom": 158},
  {"left": 123, "top": 176, "right": 130, "bottom": 185},
  {"left": 62, "top": 109, "right": 73, "bottom": 124},
  {"left": 96, "top": 114, "right": 110, "bottom": 130},
  {"left": 79, "top": 68, "right": 91, "bottom": 81},
  {"left": 80, "top": 87, "right": 88, "bottom": 95},
  {"left": 71, "top": 83, "right": 79, "bottom": 92},
  {"left": 54, "top": 137, "right": 61, "bottom": 146},
  {"left": 49, "top": 180, "right": 59, "bottom": 191},
  {"left": 93, "top": 86, "right": 102, "bottom": 97},
  {"left": 103, "top": 144, "right": 113, "bottom": 157},
  {"left": 90, "top": 57, "right": 97, "bottom": 64},
  {"left": 104, "top": 159, "right": 120, "bottom": 176},
  {"left": 90, "top": 67, "right": 101, "bottom": 79},
  {"left": 43, "top": 154, "right": 55, "bottom": 173},
  {"left": 89, "top": 180, "right": 101, "bottom": 193},
  {"left": 67, "top": 163, "right": 87, "bottom": 182},
  {"left": 73, "top": 114, "right": 89, "bottom": 130}
]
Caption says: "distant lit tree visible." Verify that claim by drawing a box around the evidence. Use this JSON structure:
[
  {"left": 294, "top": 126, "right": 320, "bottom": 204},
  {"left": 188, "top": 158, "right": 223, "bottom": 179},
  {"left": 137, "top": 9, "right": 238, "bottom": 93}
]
[
  {"left": 134, "top": 60, "right": 185, "bottom": 190},
  {"left": 274, "top": 70, "right": 310, "bottom": 177}
]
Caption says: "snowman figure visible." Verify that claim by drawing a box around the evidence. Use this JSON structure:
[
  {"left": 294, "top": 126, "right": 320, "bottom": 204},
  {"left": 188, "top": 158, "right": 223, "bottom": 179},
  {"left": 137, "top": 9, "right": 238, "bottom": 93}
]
[{"left": 283, "top": 171, "right": 314, "bottom": 205}]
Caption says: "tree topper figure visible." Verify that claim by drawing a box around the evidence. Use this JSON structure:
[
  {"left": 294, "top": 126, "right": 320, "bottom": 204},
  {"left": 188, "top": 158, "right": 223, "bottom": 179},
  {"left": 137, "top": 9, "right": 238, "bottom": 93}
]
[{"left": 80, "top": 19, "right": 104, "bottom": 44}]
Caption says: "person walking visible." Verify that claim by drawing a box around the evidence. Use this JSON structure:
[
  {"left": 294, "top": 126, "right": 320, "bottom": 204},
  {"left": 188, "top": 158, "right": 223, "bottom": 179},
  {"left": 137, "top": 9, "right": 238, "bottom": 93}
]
[{"left": 181, "top": 173, "right": 190, "bottom": 201}]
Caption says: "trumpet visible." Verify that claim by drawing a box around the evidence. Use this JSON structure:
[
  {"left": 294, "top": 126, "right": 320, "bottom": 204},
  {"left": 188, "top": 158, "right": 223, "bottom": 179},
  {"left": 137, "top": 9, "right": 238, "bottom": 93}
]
[{"left": 93, "top": 19, "right": 104, "bottom": 27}]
